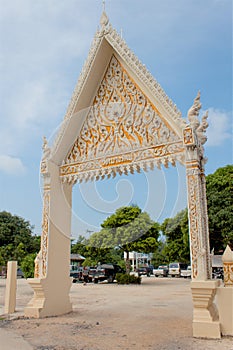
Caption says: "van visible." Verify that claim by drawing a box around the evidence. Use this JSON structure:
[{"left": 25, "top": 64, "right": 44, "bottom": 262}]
[{"left": 168, "top": 262, "right": 187, "bottom": 277}]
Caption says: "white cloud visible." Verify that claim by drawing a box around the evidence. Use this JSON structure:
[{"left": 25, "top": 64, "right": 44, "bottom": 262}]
[
  {"left": 206, "top": 108, "right": 232, "bottom": 146},
  {"left": 0, "top": 155, "right": 26, "bottom": 175},
  {"left": 0, "top": 1, "right": 98, "bottom": 157},
  {"left": 0, "top": 0, "right": 231, "bottom": 160}
]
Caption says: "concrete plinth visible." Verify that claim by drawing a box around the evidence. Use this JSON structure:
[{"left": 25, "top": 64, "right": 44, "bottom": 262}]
[
  {"left": 191, "top": 280, "right": 221, "bottom": 339},
  {"left": 217, "top": 286, "right": 233, "bottom": 336},
  {"left": 24, "top": 277, "right": 72, "bottom": 318}
]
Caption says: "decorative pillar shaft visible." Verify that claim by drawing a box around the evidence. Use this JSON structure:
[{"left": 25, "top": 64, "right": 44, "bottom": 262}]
[
  {"left": 184, "top": 92, "right": 221, "bottom": 339},
  {"left": 34, "top": 173, "right": 50, "bottom": 278},
  {"left": 184, "top": 139, "right": 211, "bottom": 280}
]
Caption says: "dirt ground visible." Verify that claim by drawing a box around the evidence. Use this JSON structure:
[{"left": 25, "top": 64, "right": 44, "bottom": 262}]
[{"left": 0, "top": 277, "right": 232, "bottom": 350}]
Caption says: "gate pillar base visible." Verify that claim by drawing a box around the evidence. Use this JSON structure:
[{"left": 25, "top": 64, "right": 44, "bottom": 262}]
[
  {"left": 24, "top": 277, "right": 72, "bottom": 318},
  {"left": 191, "top": 280, "right": 221, "bottom": 339},
  {"left": 217, "top": 286, "right": 233, "bottom": 336}
]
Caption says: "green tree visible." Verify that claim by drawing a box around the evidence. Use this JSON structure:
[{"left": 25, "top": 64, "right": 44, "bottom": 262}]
[
  {"left": 21, "top": 253, "right": 37, "bottom": 278},
  {"left": 160, "top": 209, "right": 190, "bottom": 264},
  {"left": 71, "top": 235, "right": 88, "bottom": 256},
  {"left": 206, "top": 164, "right": 233, "bottom": 252},
  {"left": 0, "top": 211, "right": 39, "bottom": 266},
  {"left": 157, "top": 165, "right": 233, "bottom": 262},
  {"left": 0, "top": 211, "right": 34, "bottom": 247},
  {"left": 14, "top": 242, "right": 26, "bottom": 265},
  {"left": 89, "top": 206, "right": 159, "bottom": 273},
  {"left": 151, "top": 240, "right": 169, "bottom": 267}
]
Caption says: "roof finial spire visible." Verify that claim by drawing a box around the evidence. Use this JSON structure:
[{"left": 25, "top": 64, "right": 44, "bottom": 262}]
[
  {"left": 102, "top": 0, "right": 106, "bottom": 12},
  {"left": 100, "top": 0, "right": 109, "bottom": 28}
]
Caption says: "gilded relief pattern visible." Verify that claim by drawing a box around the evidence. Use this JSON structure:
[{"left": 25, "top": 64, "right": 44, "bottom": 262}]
[
  {"left": 187, "top": 173, "right": 199, "bottom": 279},
  {"left": 67, "top": 56, "right": 179, "bottom": 160},
  {"left": 34, "top": 188, "right": 50, "bottom": 278},
  {"left": 60, "top": 141, "right": 185, "bottom": 183},
  {"left": 223, "top": 262, "right": 233, "bottom": 286},
  {"left": 41, "top": 190, "right": 50, "bottom": 277},
  {"left": 61, "top": 56, "right": 184, "bottom": 183}
]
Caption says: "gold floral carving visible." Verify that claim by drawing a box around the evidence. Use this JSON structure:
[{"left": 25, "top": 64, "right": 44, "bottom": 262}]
[
  {"left": 61, "top": 56, "right": 184, "bottom": 183},
  {"left": 40, "top": 160, "right": 48, "bottom": 174},
  {"left": 34, "top": 189, "right": 50, "bottom": 278},
  {"left": 183, "top": 127, "right": 195, "bottom": 146},
  {"left": 34, "top": 256, "right": 40, "bottom": 278},
  {"left": 223, "top": 262, "right": 233, "bottom": 286},
  {"left": 187, "top": 174, "right": 199, "bottom": 279},
  {"left": 41, "top": 190, "right": 50, "bottom": 277},
  {"left": 60, "top": 141, "right": 184, "bottom": 183}
]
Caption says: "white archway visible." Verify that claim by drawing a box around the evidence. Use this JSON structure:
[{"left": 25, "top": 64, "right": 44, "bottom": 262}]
[{"left": 25, "top": 12, "right": 221, "bottom": 338}]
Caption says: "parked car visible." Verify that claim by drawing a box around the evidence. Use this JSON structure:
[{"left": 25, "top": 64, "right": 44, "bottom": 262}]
[
  {"left": 17, "top": 268, "right": 24, "bottom": 278},
  {"left": 137, "top": 266, "right": 151, "bottom": 277},
  {"left": 82, "top": 266, "right": 96, "bottom": 283},
  {"left": 212, "top": 267, "right": 224, "bottom": 280},
  {"left": 93, "top": 263, "right": 124, "bottom": 283},
  {"left": 148, "top": 265, "right": 154, "bottom": 274},
  {"left": 70, "top": 266, "right": 83, "bottom": 283},
  {"left": 180, "top": 265, "right": 192, "bottom": 278},
  {"left": 0, "top": 266, "right": 7, "bottom": 278},
  {"left": 153, "top": 265, "right": 169, "bottom": 277},
  {"left": 168, "top": 262, "right": 188, "bottom": 277}
]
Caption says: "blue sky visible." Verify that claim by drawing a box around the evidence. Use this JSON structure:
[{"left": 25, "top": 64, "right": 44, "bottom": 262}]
[{"left": 0, "top": 0, "right": 232, "bottom": 239}]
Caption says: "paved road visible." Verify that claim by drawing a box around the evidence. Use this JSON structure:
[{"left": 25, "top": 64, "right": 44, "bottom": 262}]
[{"left": 0, "top": 277, "right": 232, "bottom": 350}]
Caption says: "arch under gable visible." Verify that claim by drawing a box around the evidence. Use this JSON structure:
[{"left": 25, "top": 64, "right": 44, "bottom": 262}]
[{"left": 25, "top": 12, "right": 222, "bottom": 340}]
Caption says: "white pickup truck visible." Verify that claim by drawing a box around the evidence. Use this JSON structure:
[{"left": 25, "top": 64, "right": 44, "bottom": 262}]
[
  {"left": 153, "top": 265, "right": 169, "bottom": 277},
  {"left": 180, "top": 265, "right": 192, "bottom": 278}
]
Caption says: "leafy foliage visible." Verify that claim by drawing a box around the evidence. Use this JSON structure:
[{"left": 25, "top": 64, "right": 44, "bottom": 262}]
[
  {"left": 115, "top": 273, "right": 141, "bottom": 284},
  {"left": 71, "top": 235, "right": 125, "bottom": 268},
  {"left": 0, "top": 211, "right": 40, "bottom": 270},
  {"left": 21, "top": 253, "right": 37, "bottom": 278},
  {"left": 72, "top": 206, "right": 159, "bottom": 272},
  {"left": 94, "top": 206, "right": 159, "bottom": 272},
  {"left": 155, "top": 209, "right": 190, "bottom": 265},
  {"left": 153, "top": 165, "right": 233, "bottom": 265},
  {"left": 206, "top": 165, "right": 233, "bottom": 252},
  {"left": 101, "top": 206, "right": 159, "bottom": 253}
]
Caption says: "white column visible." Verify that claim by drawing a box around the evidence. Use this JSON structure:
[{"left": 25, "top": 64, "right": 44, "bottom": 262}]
[
  {"left": 25, "top": 161, "right": 73, "bottom": 318},
  {"left": 183, "top": 125, "right": 220, "bottom": 339}
]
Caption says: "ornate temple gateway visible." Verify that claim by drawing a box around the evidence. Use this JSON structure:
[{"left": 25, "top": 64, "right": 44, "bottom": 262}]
[{"left": 24, "top": 11, "right": 224, "bottom": 338}]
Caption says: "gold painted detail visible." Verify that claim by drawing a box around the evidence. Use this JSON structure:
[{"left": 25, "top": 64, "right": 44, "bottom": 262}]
[
  {"left": 187, "top": 174, "right": 199, "bottom": 279},
  {"left": 34, "top": 189, "right": 50, "bottom": 278},
  {"left": 60, "top": 141, "right": 184, "bottom": 183},
  {"left": 52, "top": 18, "right": 187, "bottom": 160},
  {"left": 34, "top": 256, "right": 40, "bottom": 278},
  {"left": 40, "top": 160, "right": 48, "bottom": 174},
  {"left": 223, "top": 262, "right": 233, "bottom": 286},
  {"left": 66, "top": 56, "right": 180, "bottom": 162},
  {"left": 101, "top": 153, "right": 134, "bottom": 167},
  {"left": 183, "top": 127, "right": 195, "bottom": 146},
  {"left": 61, "top": 55, "right": 184, "bottom": 183},
  {"left": 41, "top": 190, "right": 50, "bottom": 277}
]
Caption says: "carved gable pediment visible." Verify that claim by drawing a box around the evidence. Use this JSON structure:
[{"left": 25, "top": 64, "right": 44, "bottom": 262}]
[
  {"left": 60, "top": 56, "right": 185, "bottom": 183},
  {"left": 67, "top": 55, "right": 179, "bottom": 160}
]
